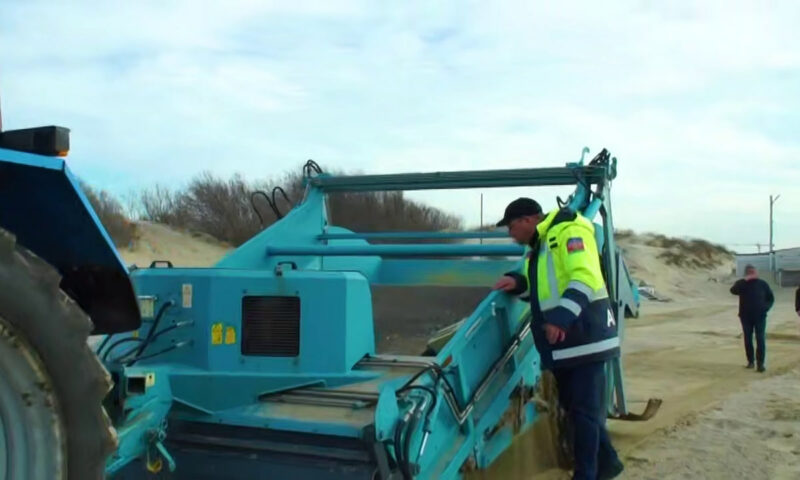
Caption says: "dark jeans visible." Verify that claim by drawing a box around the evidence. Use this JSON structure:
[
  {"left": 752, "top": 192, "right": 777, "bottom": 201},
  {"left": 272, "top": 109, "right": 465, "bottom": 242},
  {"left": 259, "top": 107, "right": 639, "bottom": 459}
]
[
  {"left": 740, "top": 315, "right": 766, "bottom": 367},
  {"left": 554, "top": 361, "right": 620, "bottom": 480}
]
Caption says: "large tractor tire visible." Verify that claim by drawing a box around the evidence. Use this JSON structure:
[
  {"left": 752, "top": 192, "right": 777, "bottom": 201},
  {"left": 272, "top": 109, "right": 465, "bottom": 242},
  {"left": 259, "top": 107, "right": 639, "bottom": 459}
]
[{"left": 0, "top": 230, "right": 116, "bottom": 479}]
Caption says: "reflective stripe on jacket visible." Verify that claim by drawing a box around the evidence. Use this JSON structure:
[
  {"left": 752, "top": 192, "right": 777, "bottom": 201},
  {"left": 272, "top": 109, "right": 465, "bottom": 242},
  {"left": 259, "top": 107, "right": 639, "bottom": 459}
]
[{"left": 512, "top": 208, "right": 620, "bottom": 369}]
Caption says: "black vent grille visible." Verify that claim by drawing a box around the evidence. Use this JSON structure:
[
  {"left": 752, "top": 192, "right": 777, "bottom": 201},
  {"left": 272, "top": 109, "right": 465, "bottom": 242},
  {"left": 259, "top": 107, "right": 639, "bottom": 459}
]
[{"left": 241, "top": 296, "right": 300, "bottom": 356}]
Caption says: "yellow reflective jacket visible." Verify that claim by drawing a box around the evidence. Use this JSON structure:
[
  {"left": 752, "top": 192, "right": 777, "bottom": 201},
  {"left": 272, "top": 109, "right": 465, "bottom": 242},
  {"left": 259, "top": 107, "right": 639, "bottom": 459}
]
[{"left": 512, "top": 208, "right": 619, "bottom": 369}]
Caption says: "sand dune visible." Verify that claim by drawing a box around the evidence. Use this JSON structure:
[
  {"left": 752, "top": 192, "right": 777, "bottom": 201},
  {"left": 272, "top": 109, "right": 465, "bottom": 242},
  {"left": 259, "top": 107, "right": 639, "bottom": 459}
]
[
  {"left": 119, "top": 221, "right": 232, "bottom": 268},
  {"left": 116, "top": 222, "right": 800, "bottom": 479}
]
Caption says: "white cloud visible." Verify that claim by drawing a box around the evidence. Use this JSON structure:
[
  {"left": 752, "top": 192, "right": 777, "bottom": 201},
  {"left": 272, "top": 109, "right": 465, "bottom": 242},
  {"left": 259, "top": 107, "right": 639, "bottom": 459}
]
[{"left": 1, "top": 0, "right": 798, "bottom": 251}]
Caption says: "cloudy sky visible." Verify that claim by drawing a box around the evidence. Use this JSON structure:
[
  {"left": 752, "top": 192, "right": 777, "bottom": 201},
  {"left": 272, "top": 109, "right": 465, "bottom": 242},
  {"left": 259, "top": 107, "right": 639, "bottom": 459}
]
[{"left": 1, "top": 1, "right": 798, "bottom": 252}]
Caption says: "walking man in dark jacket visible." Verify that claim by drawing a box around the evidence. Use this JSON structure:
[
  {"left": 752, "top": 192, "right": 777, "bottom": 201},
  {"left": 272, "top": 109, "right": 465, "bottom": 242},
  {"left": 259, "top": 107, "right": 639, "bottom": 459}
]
[
  {"left": 794, "top": 284, "right": 800, "bottom": 331},
  {"left": 730, "top": 265, "right": 774, "bottom": 372}
]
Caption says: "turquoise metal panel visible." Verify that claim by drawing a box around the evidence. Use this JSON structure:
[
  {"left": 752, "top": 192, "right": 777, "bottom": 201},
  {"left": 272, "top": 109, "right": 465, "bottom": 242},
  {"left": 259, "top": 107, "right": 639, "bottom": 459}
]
[
  {"left": 215, "top": 188, "right": 327, "bottom": 270},
  {"left": 309, "top": 166, "right": 607, "bottom": 192},
  {"left": 319, "top": 231, "right": 508, "bottom": 240},
  {"left": 0, "top": 146, "right": 64, "bottom": 170},
  {"left": 212, "top": 404, "right": 371, "bottom": 439},
  {"left": 125, "top": 267, "right": 381, "bottom": 412},
  {"left": 375, "top": 259, "right": 518, "bottom": 286},
  {"left": 370, "top": 290, "right": 540, "bottom": 479},
  {"left": 106, "top": 366, "right": 174, "bottom": 475},
  {"left": 266, "top": 244, "right": 524, "bottom": 257},
  {"left": 344, "top": 275, "right": 377, "bottom": 367},
  {"left": 0, "top": 147, "right": 139, "bottom": 332},
  {"left": 130, "top": 268, "right": 376, "bottom": 373},
  {"left": 314, "top": 226, "right": 383, "bottom": 279}
]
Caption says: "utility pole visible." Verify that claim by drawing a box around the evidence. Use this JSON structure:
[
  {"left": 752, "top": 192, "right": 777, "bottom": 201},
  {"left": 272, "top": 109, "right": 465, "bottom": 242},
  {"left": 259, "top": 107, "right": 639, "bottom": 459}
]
[
  {"left": 769, "top": 194, "right": 780, "bottom": 276},
  {"left": 479, "top": 193, "right": 484, "bottom": 244}
]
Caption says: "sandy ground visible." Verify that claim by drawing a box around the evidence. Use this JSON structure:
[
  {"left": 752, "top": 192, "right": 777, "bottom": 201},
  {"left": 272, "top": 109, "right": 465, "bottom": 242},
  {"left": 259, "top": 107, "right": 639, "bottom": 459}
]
[
  {"left": 615, "top": 287, "right": 800, "bottom": 480},
  {"left": 118, "top": 223, "right": 800, "bottom": 479},
  {"left": 622, "top": 367, "right": 800, "bottom": 479},
  {"left": 120, "top": 221, "right": 233, "bottom": 268}
]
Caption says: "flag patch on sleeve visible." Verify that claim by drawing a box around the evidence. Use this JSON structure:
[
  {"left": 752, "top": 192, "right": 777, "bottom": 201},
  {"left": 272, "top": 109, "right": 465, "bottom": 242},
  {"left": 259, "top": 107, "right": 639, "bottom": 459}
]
[{"left": 566, "top": 237, "right": 585, "bottom": 253}]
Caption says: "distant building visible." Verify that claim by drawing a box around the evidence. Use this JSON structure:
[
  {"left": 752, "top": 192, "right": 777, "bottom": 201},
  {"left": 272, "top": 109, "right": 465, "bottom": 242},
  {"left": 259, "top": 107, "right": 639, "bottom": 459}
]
[{"left": 735, "top": 247, "right": 800, "bottom": 286}]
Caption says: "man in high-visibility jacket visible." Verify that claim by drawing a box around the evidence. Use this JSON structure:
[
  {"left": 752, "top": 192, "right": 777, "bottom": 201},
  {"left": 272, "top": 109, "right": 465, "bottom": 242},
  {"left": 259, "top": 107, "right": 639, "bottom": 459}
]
[{"left": 493, "top": 197, "right": 623, "bottom": 480}]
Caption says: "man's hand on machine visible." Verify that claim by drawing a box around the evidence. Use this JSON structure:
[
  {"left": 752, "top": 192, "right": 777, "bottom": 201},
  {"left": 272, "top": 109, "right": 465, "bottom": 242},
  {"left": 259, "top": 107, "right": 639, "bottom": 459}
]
[
  {"left": 544, "top": 324, "right": 566, "bottom": 344},
  {"left": 493, "top": 276, "right": 517, "bottom": 292}
]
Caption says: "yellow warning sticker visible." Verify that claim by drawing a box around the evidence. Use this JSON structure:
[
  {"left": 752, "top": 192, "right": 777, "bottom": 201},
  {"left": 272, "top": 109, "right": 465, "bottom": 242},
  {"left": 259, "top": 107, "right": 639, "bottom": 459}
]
[
  {"left": 225, "top": 326, "right": 237, "bottom": 345},
  {"left": 211, "top": 323, "right": 223, "bottom": 345},
  {"left": 132, "top": 330, "right": 139, "bottom": 338},
  {"left": 146, "top": 373, "right": 156, "bottom": 387}
]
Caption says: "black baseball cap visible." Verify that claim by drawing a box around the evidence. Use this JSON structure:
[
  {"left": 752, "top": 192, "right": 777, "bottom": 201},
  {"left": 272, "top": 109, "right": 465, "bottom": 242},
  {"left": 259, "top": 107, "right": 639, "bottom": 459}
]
[{"left": 496, "top": 197, "right": 543, "bottom": 227}]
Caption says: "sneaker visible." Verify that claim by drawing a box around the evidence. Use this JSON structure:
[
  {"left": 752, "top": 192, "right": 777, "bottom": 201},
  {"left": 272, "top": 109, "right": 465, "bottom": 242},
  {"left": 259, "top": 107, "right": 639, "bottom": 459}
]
[
  {"left": 746, "top": 363, "right": 755, "bottom": 369},
  {"left": 598, "top": 459, "right": 625, "bottom": 480},
  {"left": 757, "top": 365, "right": 766, "bottom": 373}
]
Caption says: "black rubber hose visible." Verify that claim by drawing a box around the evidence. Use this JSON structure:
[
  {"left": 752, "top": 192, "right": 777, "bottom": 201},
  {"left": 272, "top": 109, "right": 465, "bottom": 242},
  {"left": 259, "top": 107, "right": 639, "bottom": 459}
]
[
  {"left": 403, "top": 404, "right": 424, "bottom": 479},
  {"left": 394, "top": 415, "right": 409, "bottom": 478},
  {"left": 94, "top": 334, "right": 112, "bottom": 354},
  {"left": 127, "top": 341, "right": 188, "bottom": 364},
  {"left": 130, "top": 300, "right": 174, "bottom": 364},
  {"left": 109, "top": 322, "right": 188, "bottom": 364},
  {"left": 100, "top": 337, "right": 143, "bottom": 362},
  {"left": 266, "top": 187, "right": 291, "bottom": 219},
  {"left": 397, "top": 364, "right": 460, "bottom": 411},
  {"left": 251, "top": 189, "right": 284, "bottom": 220},
  {"left": 250, "top": 191, "right": 276, "bottom": 225},
  {"left": 271, "top": 186, "right": 291, "bottom": 209},
  {"left": 145, "top": 322, "right": 181, "bottom": 340},
  {"left": 303, "top": 159, "right": 323, "bottom": 177},
  {"left": 424, "top": 374, "right": 443, "bottom": 426},
  {"left": 396, "top": 385, "right": 436, "bottom": 411},
  {"left": 393, "top": 388, "right": 435, "bottom": 480},
  {"left": 108, "top": 343, "right": 142, "bottom": 365}
]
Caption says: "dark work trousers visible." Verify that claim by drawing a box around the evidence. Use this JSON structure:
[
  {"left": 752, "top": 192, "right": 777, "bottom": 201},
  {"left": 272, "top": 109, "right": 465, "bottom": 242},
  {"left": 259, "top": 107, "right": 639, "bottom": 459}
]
[
  {"left": 740, "top": 315, "right": 767, "bottom": 367},
  {"left": 554, "top": 360, "right": 620, "bottom": 480}
]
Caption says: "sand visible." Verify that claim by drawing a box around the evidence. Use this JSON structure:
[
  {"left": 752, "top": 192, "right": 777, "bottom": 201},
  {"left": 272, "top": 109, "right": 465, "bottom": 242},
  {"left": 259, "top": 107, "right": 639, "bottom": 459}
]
[
  {"left": 119, "top": 221, "right": 233, "bottom": 268},
  {"left": 117, "top": 223, "right": 800, "bottom": 479},
  {"left": 622, "top": 367, "right": 800, "bottom": 479}
]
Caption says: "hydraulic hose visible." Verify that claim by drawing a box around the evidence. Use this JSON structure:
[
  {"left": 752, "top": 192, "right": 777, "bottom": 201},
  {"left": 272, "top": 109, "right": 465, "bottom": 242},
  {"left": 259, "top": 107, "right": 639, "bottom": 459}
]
[
  {"left": 100, "top": 337, "right": 143, "bottom": 362},
  {"left": 129, "top": 300, "right": 174, "bottom": 365}
]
